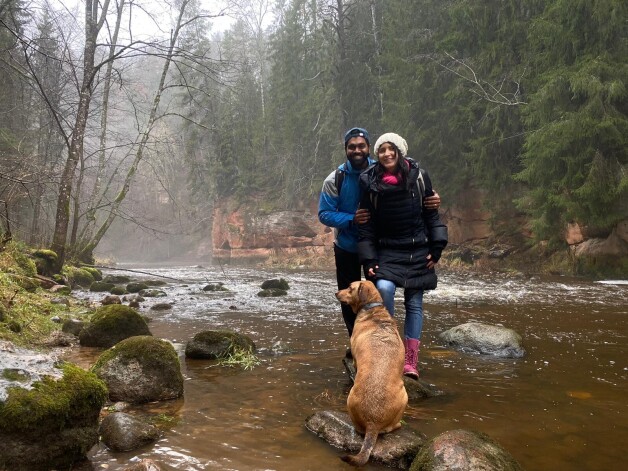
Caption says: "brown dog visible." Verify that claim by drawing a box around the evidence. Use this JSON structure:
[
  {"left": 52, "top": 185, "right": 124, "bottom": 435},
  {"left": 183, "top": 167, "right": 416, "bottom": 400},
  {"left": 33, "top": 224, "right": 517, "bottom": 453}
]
[{"left": 335, "top": 280, "right": 408, "bottom": 466}]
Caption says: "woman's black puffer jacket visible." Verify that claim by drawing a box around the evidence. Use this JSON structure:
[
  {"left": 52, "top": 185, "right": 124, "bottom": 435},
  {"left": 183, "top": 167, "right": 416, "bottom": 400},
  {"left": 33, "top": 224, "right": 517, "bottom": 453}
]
[{"left": 357, "top": 158, "right": 448, "bottom": 290}]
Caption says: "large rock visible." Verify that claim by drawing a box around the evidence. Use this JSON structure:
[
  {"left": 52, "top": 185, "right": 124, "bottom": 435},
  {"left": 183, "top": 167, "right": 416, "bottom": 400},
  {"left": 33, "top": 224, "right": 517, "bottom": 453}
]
[
  {"left": 410, "top": 429, "right": 523, "bottom": 471},
  {"left": 79, "top": 304, "right": 151, "bottom": 348},
  {"left": 305, "top": 410, "right": 425, "bottom": 469},
  {"left": 185, "top": 330, "right": 255, "bottom": 359},
  {"left": 92, "top": 336, "right": 183, "bottom": 403},
  {"left": 0, "top": 345, "right": 107, "bottom": 471},
  {"left": 439, "top": 322, "right": 525, "bottom": 358},
  {"left": 99, "top": 412, "right": 161, "bottom": 452}
]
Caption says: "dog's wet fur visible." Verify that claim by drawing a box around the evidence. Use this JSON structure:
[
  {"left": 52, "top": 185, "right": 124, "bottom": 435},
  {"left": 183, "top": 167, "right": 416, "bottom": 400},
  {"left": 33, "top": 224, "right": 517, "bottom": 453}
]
[{"left": 335, "top": 280, "right": 408, "bottom": 466}]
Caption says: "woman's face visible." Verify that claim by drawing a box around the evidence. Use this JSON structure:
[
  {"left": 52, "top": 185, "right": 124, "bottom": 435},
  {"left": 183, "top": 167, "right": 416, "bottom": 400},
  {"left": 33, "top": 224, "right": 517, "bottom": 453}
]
[{"left": 377, "top": 142, "right": 399, "bottom": 172}]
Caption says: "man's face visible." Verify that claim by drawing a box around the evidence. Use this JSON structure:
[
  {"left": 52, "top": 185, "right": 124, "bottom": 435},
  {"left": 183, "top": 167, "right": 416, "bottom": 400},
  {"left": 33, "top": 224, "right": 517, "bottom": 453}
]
[{"left": 345, "top": 137, "right": 369, "bottom": 169}]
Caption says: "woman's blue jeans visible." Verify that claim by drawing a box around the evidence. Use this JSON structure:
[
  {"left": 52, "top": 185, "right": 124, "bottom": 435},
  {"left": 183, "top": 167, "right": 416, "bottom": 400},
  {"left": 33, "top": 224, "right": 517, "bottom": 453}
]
[{"left": 375, "top": 279, "right": 424, "bottom": 340}]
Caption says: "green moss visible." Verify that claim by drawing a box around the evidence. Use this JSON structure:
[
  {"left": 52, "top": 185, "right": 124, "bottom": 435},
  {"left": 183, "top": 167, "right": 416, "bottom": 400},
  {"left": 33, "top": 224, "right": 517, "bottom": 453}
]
[
  {"left": 109, "top": 286, "right": 126, "bottom": 295},
  {"left": 0, "top": 363, "right": 107, "bottom": 436},
  {"left": 2, "top": 369, "right": 29, "bottom": 382},
  {"left": 92, "top": 336, "right": 179, "bottom": 375},
  {"left": 62, "top": 266, "right": 95, "bottom": 288},
  {"left": 79, "top": 304, "right": 151, "bottom": 348},
  {"left": 81, "top": 266, "right": 103, "bottom": 281},
  {"left": 89, "top": 281, "right": 115, "bottom": 292},
  {"left": 0, "top": 241, "right": 37, "bottom": 278},
  {"left": 31, "top": 249, "right": 58, "bottom": 262},
  {"left": 126, "top": 282, "right": 149, "bottom": 293},
  {"left": 260, "top": 278, "right": 290, "bottom": 290}
]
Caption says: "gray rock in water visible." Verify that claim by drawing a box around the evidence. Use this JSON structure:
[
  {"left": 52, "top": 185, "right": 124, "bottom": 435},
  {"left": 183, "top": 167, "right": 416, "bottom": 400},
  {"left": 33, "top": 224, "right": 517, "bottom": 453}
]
[
  {"left": 439, "top": 322, "right": 525, "bottom": 358},
  {"left": 150, "top": 302, "right": 173, "bottom": 311},
  {"left": 409, "top": 429, "right": 524, "bottom": 471},
  {"left": 257, "top": 288, "right": 287, "bottom": 297},
  {"left": 260, "top": 278, "right": 290, "bottom": 290},
  {"left": 139, "top": 289, "right": 167, "bottom": 298},
  {"left": 305, "top": 410, "right": 425, "bottom": 469},
  {"left": 342, "top": 357, "right": 444, "bottom": 400},
  {"left": 99, "top": 412, "right": 161, "bottom": 452}
]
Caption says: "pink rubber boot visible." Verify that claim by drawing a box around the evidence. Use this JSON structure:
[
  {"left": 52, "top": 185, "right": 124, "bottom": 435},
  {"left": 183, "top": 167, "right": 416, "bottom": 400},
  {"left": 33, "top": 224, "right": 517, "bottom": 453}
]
[{"left": 403, "top": 338, "right": 420, "bottom": 380}]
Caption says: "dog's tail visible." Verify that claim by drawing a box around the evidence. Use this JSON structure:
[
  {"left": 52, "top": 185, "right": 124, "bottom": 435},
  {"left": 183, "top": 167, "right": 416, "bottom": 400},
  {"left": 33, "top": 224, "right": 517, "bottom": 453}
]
[{"left": 340, "top": 428, "right": 378, "bottom": 467}]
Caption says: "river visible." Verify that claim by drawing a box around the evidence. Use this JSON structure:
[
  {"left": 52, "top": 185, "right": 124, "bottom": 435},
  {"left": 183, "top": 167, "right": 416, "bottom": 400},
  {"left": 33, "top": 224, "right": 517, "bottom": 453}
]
[{"left": 65, "top": 265, "right": 627, "bottom": 471}]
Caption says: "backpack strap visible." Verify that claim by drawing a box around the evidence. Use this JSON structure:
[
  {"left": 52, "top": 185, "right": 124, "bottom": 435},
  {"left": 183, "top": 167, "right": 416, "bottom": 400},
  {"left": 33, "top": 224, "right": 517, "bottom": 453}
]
[
  {"left": 416, "top": 168, "right": 426, "bottom": 209},
  {"left": 334, "top": 168, "right": 345, "bottom": 195}
]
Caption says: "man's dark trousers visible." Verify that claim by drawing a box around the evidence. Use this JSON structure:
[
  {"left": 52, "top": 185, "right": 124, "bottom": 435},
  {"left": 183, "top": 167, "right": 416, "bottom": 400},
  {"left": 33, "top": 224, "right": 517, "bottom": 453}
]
[{"left": 334, "top": 244, "right": 362, "bottom": 337}]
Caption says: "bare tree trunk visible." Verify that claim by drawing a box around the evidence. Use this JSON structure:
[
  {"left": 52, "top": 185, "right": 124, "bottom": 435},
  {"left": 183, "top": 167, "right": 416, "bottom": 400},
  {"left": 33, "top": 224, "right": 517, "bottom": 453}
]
[
  {"left": 370, "top": 0, "right": 384, "bottom": 120},
  {"left": 79, "top": 0, "right": 126, "bottom": 249},
  {"left": 77, "top": 0, "right": 191, "bottom": 261},
  {"left": 50, "top": 0, "right": 110, "bottom": 271}
]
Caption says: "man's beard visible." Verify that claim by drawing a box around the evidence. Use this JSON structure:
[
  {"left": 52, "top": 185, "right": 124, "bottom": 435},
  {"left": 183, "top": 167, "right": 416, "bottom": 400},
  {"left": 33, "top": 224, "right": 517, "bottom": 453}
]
[{"left": 347, "top": 153, "right": 368, "bottom": 169}]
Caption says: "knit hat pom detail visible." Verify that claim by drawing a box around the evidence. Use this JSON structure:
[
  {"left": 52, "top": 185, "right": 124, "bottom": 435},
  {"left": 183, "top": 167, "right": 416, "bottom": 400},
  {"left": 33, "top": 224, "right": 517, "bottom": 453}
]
[{"left": 374, "top": 132, "right": 408, "bottom": 157}]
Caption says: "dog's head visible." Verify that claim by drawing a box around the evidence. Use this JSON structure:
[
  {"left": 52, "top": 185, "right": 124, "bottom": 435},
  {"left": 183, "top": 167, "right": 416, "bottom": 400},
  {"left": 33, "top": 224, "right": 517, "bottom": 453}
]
[{"left": 335, "top": 280, "right": 383, "bottom": 314}]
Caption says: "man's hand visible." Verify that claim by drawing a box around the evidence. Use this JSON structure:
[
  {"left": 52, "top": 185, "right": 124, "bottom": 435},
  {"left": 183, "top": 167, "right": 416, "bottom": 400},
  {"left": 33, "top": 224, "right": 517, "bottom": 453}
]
[
  {"left": 424, "top": 191, "right": 441, "bottom": 210},
  {"left": 353, "top": 208, "right": 370, "bottom": 225},
  {"left": 426, "top": 254, "right": 437, "bottom": 269}
]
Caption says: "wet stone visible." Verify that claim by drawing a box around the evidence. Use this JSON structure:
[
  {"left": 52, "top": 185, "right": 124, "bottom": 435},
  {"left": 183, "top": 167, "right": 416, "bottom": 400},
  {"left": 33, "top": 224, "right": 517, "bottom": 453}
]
[
  {"left": 305, "top": 410, "right": 425, "bottom": 469},
  {"left": 439, "top": 322, "right": 525, "bottom": 358},
  {"left": 99, "top": 412, "right": 161, "bottom": 452}
]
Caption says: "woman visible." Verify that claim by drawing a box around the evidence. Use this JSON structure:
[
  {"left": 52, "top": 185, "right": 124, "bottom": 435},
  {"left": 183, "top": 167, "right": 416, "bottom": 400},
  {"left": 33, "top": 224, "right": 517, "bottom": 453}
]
[{"left": 357, "top": 132, "right": 448, "bottom": 379}]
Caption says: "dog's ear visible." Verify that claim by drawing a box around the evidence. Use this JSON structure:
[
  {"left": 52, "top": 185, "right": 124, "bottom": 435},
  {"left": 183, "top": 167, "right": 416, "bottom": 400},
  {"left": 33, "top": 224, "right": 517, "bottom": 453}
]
[{"left": 357, "top": 282, "right": 369, "bottom": 304}]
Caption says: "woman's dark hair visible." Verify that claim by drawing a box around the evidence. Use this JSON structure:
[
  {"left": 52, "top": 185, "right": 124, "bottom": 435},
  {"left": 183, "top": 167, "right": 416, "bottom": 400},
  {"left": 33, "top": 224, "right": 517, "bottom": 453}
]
[{"left": 375, "top": 143, "right": 409, "bottom": 188}]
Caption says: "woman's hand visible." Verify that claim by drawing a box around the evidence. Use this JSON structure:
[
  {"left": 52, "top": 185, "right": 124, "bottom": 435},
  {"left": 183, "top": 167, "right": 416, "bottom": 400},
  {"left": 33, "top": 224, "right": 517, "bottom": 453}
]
[{"left": 367, "top": 265, "right": 378, "bottom": 278}]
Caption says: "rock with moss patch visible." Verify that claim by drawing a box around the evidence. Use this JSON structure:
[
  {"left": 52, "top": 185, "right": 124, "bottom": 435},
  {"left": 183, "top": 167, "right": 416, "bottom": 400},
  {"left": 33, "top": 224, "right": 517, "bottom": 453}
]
[
  {"left": 0, "top": 353, "right": 107, "bottom": 471},
  {"left": 82, "top": 266, "right": 103, "bottom": 281},
  {"left": 103, "top": 274, "right": 132, "bottom": 284},
  {"left": 62, "top": 266, "right": 95, "bottom": 288},
  {"left": 92, "top": 336, "right": 183, "bottom": 403},
  {"left": 202, "top": 282, "right": 228, "bottom": 291},
  {"left": 145, "top": 279, "right": 168, "bottom": 287},
  {"left": 50, "top": 284, "right": 72, "bottom": 295},
  {"left": 185, "top": 330, "right": 255, "bottom": 359},
  {"left": 110, "top": 286, "right": 127, "bottom": 295},
  {"left": 257, "top": 288, "right": 288, "bottom": 297},
  {"left": 127, "top": 282, "right": 149, "bottom": 293},
  {"left": 261, "top": 278, "right": 290, "bottom": 290},
  {"left": 102, "top": 294, "right": 122, "bottom": 305},
  {"left": 99, "top": 412, "right": 161, "bottom": 452},
  {"left": 31, "top": 249, "right": 57, "bottom": 277},
  {"left": 79, "top": 304, "right": 151, "bottom": 348},
  {"left": 410, "top": 429, "right": 523, "bottom": 471},
  {"left": 150, "top": 303, "right": 173, "bottom": 311},
  {"left": 90, "top": 281, "right": 115, "bottom": 292},
  {"left": 139, "top": 289, "right": 167, "bottom": 298}
]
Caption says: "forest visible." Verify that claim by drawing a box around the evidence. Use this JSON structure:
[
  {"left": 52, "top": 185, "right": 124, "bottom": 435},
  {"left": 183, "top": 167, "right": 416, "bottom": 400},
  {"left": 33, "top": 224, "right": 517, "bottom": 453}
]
[{"left": 0, "top": 0, "right": 626, "bottom": 270}]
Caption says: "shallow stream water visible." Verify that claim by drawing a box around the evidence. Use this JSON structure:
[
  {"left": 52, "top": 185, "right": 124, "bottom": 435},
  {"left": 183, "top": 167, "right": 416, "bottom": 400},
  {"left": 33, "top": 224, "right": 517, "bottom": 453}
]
[{"left": 65, "top": 265, "right": 627, "bottom": 471}]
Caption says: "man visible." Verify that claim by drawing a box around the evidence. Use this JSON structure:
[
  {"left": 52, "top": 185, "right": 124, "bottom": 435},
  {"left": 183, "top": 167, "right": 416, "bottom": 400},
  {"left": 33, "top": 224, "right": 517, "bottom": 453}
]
[{"left": 318, "top": 127, "right": 440, "bottom": 339}]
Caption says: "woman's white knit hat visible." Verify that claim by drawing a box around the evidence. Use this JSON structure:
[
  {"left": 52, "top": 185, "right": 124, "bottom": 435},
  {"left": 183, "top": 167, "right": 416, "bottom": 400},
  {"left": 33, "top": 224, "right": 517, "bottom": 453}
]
[{"left": 374, "top": 132, "right": 408, "bottom": 157}]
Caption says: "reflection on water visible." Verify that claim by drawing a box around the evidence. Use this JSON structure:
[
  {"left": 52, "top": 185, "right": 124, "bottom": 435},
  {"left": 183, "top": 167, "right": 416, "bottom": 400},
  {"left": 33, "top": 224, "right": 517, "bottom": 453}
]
[{"left": 66, "top": 266, "right": 627, "bottom": 471}]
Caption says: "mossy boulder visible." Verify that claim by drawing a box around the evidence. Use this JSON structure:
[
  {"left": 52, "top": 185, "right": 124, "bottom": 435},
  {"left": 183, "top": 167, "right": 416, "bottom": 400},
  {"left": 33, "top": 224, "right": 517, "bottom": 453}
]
[
  {"left": 185, "top": 330, "right": 256, "bottom": 359},
  {"left": 257, "top": 288, "right": 288, "bottom": 297},
  {"left": 81, "top": 266, "right": 103, "bottom": 281},
  {"left": 110, "top": 286, "right": 127, "bottom": 295},
  {"left": 90, "top": 281, "right": 115, "bottom": 292},
  {"left": 62, "top": 266, "right": 95, "bottom": 288},
  {"left": 103, "top": 274, "right": 131, "bottom": 284},
  {"left": 92, "top": 336, "right": 183, "bottom": 403},
  {"left": 260, "top": 278, "right": 290, "bottom": 290},
  {"left": 0, "top": 362, "right": 107, "bottom": 470},
  {"left": 0, "top": 241, "right": 37, "bottom": 278},
  {"left": 410, "top": 429, "right": 524, "bottom": 471},
  {"left": 127, "top": 282, "right": 149, "bottom": 293},
  {"left": 31, "top": 249, "right": 58, "bottom": 277},
  {"left": 79, "top": 304, "right": 151, "bottom": 348}
]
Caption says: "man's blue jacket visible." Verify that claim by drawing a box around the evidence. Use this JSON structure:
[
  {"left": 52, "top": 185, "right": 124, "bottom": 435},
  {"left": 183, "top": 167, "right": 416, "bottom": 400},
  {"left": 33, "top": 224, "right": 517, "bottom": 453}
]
[{"left": 318, "top": 157, "right": 376, "bottom": 254}]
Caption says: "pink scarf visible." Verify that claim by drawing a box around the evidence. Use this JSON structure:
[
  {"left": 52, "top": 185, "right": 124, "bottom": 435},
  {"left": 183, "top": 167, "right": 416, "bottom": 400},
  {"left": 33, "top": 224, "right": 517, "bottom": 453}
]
[{"left": 381, "top": 159, "right": 409, "bottom": 185}]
